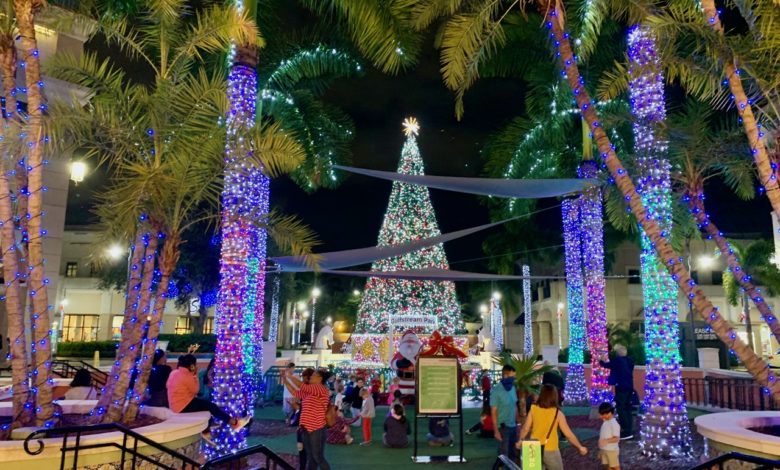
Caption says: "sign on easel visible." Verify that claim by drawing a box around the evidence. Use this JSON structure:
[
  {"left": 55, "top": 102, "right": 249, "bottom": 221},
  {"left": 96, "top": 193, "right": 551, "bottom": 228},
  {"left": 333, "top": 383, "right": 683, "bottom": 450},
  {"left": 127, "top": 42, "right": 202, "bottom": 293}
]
[
  {"left": 417, "top": 356, "right": 460, "bottom": 414},
  {"left": 412, "top": 356, "right": 465, "bottom": 463}
]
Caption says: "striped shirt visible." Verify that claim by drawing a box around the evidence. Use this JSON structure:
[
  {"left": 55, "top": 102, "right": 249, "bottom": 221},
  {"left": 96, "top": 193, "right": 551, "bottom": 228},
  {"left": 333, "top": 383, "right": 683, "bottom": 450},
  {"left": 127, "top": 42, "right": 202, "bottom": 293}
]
[{"left": 294, "top": 383, "right": 330, "bottom": 432}]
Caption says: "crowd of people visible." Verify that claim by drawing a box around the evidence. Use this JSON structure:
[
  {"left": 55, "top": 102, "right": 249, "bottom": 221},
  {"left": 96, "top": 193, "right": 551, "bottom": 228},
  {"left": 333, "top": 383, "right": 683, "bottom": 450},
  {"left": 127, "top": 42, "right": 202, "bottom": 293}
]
[{"left": 279, "top": 343, "right": 635, "bottom": 470}]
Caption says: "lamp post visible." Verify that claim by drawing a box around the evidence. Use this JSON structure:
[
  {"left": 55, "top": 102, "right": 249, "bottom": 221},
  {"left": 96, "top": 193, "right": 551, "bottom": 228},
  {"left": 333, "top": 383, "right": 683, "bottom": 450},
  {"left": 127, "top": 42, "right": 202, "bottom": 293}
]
[
  {"left": 296, "top": 301, "right": 306, "bottom": 345},
  {"left": 310, "top": 287, "right": 321, "bottom": 339},
  {"left": 69, "top": 161, "right": 87, "bottom": 184},
  {"left": 557, "top": 302, "right": 564, "bottom": 350}
]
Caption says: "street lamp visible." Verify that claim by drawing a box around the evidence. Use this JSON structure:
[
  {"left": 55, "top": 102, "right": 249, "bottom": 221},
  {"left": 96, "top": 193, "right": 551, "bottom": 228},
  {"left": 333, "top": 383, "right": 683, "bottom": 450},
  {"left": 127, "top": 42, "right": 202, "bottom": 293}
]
[
  {"left": 326, "top": 316, "right": 332, "bottom": 325},
  {"left": 310, "top": 287, "right": 322, "bottom": 339},
  {"left": 556, "top": 302, "right": 565, "bottom": 350},
  {"left": 107, "top": 244, "right": 124, "bottom": 260},
  {"left": 69, "top": 161, "right": 87, "bottom": 184},
  {"left": 492, "top": 291, "right": 502, "bottom": 301},
  {"left": 352, "top": 289, "right": 360, "bottom": 296},
  {"left": 698, "top": 254, "right": 715, "bottom": 269}
]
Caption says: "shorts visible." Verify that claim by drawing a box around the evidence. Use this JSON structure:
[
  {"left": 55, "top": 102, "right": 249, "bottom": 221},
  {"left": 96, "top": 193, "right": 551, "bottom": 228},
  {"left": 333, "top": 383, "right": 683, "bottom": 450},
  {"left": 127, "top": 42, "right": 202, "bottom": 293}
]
[{"left": 600, "top": 449, "right": 619, "bottom": 467}]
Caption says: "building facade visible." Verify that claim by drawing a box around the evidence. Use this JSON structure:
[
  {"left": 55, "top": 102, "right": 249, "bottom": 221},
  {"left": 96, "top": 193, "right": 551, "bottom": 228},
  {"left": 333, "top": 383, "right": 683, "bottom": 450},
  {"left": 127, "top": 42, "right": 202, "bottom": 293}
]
[{"left": 505, "top": 237, "right": 780, "bottom": 367}]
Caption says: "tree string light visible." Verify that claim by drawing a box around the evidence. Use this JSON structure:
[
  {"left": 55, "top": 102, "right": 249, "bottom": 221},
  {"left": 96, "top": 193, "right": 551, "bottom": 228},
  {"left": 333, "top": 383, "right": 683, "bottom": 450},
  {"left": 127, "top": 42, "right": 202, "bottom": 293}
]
[
  {"left": 522, "top": 264, "right": 533, "bottom": 357},
  {"left": 490, "top": 292, "right": 504, "bottom": 351},
  {"left": 562, "top": 198, "right": 588, "bottom": 404},
  {"left": 578, "top": 160, "right": 611, "bottom": 406},
  {"left": 268, "top": 273, "right": 281, "bottom": 342},
  {"left": 628, "top": 25, "right": 691, "bottom": 457},
  {"left": 354, "top": 119, "right": 463, "bottom": 348}
]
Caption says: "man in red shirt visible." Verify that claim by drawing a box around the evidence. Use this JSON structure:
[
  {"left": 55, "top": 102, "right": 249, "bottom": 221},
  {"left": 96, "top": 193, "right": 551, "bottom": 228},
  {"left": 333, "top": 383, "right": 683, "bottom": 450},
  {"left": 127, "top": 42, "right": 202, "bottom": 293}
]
[{"left": 282, "top": 368, "right": 332, "bottom": 470}]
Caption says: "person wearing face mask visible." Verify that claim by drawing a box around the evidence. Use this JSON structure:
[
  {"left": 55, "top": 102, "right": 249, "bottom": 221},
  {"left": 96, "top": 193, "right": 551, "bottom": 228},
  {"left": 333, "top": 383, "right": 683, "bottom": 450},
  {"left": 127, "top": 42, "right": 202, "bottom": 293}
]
[{"left": 491, "top": 364, "right": 520, "bottom": 463}]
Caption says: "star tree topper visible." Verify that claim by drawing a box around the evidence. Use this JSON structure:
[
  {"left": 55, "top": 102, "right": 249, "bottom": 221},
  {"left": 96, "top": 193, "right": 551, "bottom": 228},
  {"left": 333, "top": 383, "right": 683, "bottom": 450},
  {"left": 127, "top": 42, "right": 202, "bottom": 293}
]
[{"left": 402, "top": 117, "right": 420, "bottom": 136}]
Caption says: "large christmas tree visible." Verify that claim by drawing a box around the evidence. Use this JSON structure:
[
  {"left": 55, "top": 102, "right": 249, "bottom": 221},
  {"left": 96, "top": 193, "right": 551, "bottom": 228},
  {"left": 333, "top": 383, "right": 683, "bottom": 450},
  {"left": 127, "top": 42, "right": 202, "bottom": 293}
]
[{"left": 355, "top": 118, "right": 462, "bottom": 335}]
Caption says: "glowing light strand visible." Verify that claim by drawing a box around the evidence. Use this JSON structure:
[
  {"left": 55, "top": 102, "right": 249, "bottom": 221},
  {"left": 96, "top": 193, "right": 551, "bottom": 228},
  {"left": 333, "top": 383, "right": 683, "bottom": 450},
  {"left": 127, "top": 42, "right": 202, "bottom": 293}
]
[
  {"left": 628, "top": 25, "right": 691, "bottom": 458},
  {"left": 578, "top": 160, "right": 611, "bottom": 406},
  {"left": 562, "top": 198, "right": 588, "bottom": 404},
  {"left": 269, "top": 273, "right": 281, "bottom": 342},
  {"left": 354, "top": 120, "right": 462, "bottom": 343},
  {"left": 522, "top": 264, "right": 533, "bottom": 357},
  {"left": 491, "top": 295, "right": 504, "bottom": 351}
]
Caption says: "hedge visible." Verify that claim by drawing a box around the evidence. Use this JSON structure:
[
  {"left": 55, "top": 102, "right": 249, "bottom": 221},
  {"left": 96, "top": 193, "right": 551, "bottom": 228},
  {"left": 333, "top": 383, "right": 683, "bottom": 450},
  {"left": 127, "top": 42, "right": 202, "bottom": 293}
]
[
  {"left": 56, "top": 340, "right": 118, "bottom": 358},
  {"left": 157, "top": 333, "right": 217, "bottom": 353}
]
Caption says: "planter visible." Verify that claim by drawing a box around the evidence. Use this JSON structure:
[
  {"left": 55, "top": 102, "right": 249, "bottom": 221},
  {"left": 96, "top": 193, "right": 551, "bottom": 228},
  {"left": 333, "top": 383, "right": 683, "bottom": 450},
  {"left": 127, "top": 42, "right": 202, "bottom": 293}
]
[
  {"left": 695, "top": 411, "right": 780, "bottom": 469},
  {"left": 0, "top": 401, "right": 209, "bottom": 469}
]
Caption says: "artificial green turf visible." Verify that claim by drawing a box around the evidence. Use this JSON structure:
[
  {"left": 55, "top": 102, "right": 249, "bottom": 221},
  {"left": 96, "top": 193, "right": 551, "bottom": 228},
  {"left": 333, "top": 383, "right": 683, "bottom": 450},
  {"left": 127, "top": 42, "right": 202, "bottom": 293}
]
[{"left": 249, "top": 405, "right": 598, "bottom": 469}]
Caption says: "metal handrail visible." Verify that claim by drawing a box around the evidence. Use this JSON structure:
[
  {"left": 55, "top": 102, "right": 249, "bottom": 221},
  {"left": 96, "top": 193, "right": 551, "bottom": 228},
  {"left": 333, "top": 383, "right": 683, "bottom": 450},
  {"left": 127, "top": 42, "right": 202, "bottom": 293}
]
[
  {"left": 687, "top": 451, "right": 780, "bottom": 469},
  {"left": 25, "top": 422, "right": 295, "bottom": 470},
  {"left": 202, "top": 443, "right": 295, "bottom": 470},
  {"left": 491, "top": 455, "right": 522, "bottom": 470},
  {"left": 24, "top": 422, "right": 201, "bottom": 470},
  {"left": 51, "top": 360, "right": 108, "bottom": 387}
]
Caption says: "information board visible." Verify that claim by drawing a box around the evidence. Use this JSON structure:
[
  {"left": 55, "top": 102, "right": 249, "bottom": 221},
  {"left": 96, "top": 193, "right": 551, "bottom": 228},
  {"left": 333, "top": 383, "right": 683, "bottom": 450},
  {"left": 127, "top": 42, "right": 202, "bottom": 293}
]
[{"left": 416, "top": 356, "right": 460, "bottom": 415}]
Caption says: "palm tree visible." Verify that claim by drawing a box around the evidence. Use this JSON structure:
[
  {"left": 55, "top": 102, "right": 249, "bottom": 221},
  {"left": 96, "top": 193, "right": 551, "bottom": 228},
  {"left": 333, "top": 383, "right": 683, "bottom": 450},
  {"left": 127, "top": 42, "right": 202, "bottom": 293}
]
[
  {"left": 667, "top": 100, "right": 780, "bottom": 350},
  {"left": 12, "top": 0, "right": 57, "bottom": 427},
  {"left": 494, "top": 354, "right": 553, "bottom": 419},
  {"left": 45, "top": 1, "right": 317, "bottom": 423},
  {"left": 0, "top": 0, "right": 33, "bottom": 431},
  {"left": 393, "top": 0, "right": 780, "bottom": 402}
]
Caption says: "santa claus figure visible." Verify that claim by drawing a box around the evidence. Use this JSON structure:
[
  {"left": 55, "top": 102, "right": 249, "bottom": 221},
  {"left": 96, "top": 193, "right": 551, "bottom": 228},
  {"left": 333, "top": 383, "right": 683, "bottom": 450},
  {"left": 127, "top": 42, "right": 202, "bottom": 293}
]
[{"left": 391, "top": 330, "right": 422, "bottom": 396}]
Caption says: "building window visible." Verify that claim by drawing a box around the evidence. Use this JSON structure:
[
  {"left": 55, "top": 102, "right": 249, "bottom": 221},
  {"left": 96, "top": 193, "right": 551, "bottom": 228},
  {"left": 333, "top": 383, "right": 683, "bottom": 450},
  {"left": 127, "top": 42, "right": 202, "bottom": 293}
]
[
  {"left": 203, "top": 317, "right": 215, "bottom": 334},
  {"left": 111, "top": 316, "right": 124, "bottom": 340},
  {"left": 175, "top": 316, "right": 192, "bottom": 335},
  {"left": 62, "top": 314, "right": 100, "bottom": 342},
  {"left": 691, "top": 270, "right": 699, "bottom": 284},
  {"left": 712, "top": 270, "right": 723, "bottom": 285},
  {"left": 532, "top": 284, "right": 539, "bottom": 302},
  {"left": 628, "top": 269, "right": 641, "bottom": 284},
  {"left": 65, "top": 262, "right": 78, "bottom": 278}
]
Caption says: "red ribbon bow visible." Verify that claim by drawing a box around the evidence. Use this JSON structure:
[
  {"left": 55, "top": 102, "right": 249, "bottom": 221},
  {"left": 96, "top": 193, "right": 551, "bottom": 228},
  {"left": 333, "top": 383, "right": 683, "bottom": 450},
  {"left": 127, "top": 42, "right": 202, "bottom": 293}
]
[{"left": 420, "top": 331, "right": 467, "bottom": 358}]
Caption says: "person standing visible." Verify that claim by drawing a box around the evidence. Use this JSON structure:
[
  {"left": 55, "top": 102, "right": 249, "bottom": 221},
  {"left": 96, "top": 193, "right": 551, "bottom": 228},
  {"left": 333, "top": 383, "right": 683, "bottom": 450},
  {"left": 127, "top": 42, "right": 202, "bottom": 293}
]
[
  {"left": 490, "top": 364, "right": 520, "bottom": 462},
  {"left": 281, "top": 368, "right": 333, "bottom": 470},
  {"left": 599, "top": 344, "right": 635, "bottom": 439},
  {"left": 517, "top": 384, "right": 588, "bottom": 470},
  {"left": 481, "top": 371, "right": 492, "bottom": 407},
  {"left": 541, "top": 362, "right": 565, "bottom": 405},
  {"left": 597, "top": 402, "right": 621, "bottom": 470},
  {"left": 345, "top": 377, "right": 365, "bottom": 427},
  {"left": 359, "top": 388, "right": 375, "bottom": 446},
  {"left": 283, "top": 362, "right": 298, "bottom": 423}
]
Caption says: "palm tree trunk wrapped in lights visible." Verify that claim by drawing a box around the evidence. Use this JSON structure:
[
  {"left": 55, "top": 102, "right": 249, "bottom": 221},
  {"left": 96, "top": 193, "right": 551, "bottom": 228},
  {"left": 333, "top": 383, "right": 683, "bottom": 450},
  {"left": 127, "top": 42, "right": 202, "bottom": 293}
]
[
  {"left": 628, "top": 25, "right": 691, "bottom": 456},
  {"left": 522, "top": 264, "right": 533, "bottom": 357},
  {"left": 533, "top": 0, "right": 780, "bottom": 409},
  {"left": 13, "top": 0, "right": 54, "bottom": 426},
  {"left": 562, "top": 198, "right": 588, "bottom": 405},
  {"left": 578, "top": 160, "right": 611, "bottom": 407}
]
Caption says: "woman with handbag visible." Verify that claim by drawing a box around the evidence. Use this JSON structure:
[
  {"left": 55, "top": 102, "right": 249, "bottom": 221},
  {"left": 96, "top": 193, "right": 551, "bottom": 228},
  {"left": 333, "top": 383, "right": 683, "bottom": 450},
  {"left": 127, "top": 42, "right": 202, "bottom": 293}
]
[{"left": 517, "top": 384, "right": 588, "bottom": 469}]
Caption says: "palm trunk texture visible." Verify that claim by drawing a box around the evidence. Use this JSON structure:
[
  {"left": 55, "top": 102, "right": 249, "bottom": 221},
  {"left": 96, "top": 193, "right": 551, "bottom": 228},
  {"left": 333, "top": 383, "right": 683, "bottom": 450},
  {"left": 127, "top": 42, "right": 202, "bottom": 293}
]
[
  {"left": 0, "top": 40, "right": 32, "bottom": 429},
  {"left": 14, "top": 0, "right": 53, "bottom": 425},
  {"left": 700, "top": 0, "right": 780, "bottom": 225},
  {"left": 124, "top": 233, "right": 180, "bottom": 424},
  {"left": 537, "top": 0, "right": 780, "bottom": 402},
  {"left": 98, "top": 231, "right": 158, "bottom": 422},
  {"left": 687, "top": 187, "right": 780, "bottom": 347}
]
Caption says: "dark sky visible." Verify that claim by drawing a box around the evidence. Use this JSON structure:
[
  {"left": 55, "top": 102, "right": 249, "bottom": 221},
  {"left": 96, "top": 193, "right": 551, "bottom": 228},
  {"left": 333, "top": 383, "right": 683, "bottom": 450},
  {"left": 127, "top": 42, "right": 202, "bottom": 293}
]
[{"left": 269, "top": 44, "right": 527, "bottom": 263}]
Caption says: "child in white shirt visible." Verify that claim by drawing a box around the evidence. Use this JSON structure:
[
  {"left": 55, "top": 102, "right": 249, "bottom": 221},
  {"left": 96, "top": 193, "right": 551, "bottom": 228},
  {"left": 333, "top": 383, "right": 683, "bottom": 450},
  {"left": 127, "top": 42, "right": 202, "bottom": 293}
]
[{"left": 598, "top": 402, "right": 621, "bottom": 470}]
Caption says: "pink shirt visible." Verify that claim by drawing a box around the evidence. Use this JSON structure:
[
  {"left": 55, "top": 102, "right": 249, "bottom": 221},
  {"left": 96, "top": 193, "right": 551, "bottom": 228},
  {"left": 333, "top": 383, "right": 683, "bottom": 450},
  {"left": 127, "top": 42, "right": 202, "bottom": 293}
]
[
  {"left": 167, "top": 368, "right": 199, "bottom": 413},
  {"left": 387, "top": 384, "right": 399, "bottom": 405}
]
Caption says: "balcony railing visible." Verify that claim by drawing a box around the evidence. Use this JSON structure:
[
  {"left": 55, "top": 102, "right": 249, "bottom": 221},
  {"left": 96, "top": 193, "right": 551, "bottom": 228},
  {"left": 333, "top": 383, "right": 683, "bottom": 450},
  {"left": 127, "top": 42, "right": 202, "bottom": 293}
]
[{"left": 683, "top": 376, "right": 779, "bottom": 411}]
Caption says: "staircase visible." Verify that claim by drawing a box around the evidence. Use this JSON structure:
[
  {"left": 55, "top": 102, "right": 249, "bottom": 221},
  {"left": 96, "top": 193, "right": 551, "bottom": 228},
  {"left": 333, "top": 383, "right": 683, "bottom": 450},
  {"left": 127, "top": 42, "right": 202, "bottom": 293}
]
[
  {"left": 50, "top": 360, "right": 108, "bottom": 388},
  {"left": 24, "top": 422, "right": 294, "bottom": 470}
]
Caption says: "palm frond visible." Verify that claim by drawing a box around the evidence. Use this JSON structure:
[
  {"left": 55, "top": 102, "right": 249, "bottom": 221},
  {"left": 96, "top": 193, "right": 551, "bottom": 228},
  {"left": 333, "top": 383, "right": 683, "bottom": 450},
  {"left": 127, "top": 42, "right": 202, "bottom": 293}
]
[
  {"left": 438, "top": 0, "right": 511, "bottom": 119},
  {"left": 300, "top": 0, "right": 421, "bottom": 74},
  {"left": 263, "top": 45, "right": 362, "bottom": 95},
  {"left": 251, "top": 122, "right": 307, "bottom": 178},
  {"left": 403, "top": 0, "right": 468, "bottom": 30},
  {"left": 265, "top": 210, "right": 321, "bottom": 269}
]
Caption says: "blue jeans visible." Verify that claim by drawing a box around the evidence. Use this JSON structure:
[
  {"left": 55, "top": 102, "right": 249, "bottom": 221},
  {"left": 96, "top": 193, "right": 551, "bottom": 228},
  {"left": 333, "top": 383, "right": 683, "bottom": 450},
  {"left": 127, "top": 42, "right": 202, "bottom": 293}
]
[
  {"left": 302, "top": 427, "right": 330, "bottom": 470},
  {"left": 498, "top": 425, "right": 518, "bottom": 463}
]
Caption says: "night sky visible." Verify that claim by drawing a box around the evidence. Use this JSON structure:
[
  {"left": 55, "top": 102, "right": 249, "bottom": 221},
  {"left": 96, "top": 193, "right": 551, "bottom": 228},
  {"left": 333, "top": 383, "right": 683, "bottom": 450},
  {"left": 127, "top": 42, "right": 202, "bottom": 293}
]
[{"left": 65, "top": 9, "right": 774, "bottom": 274}]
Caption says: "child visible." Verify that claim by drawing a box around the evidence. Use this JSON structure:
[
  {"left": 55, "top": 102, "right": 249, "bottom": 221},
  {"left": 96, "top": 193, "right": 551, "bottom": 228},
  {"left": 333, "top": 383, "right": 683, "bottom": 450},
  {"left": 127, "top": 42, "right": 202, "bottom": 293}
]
[
  {"left": 465, "top": 402, "right": 494, "bottom": 438},
  {"left": 334, "top": 383, "right": 346, "bottom": 412},
  {"left": 427, "top": 418, "right": 453, "bottom": 447},
  {"left": 598, "top": 402, "right": 621, "bottom": 470},
  {"left": 382, "top": 404, "right": 411, "bottom": 448},
  {"left": 327, "top": 409, "right": 360, "bottom": 445},
  {"left": 359, "top": 388, "right": 375, "bottom": 446},
  {"left": 387, "top": 377, "right": 401, "bottom": 406}
]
